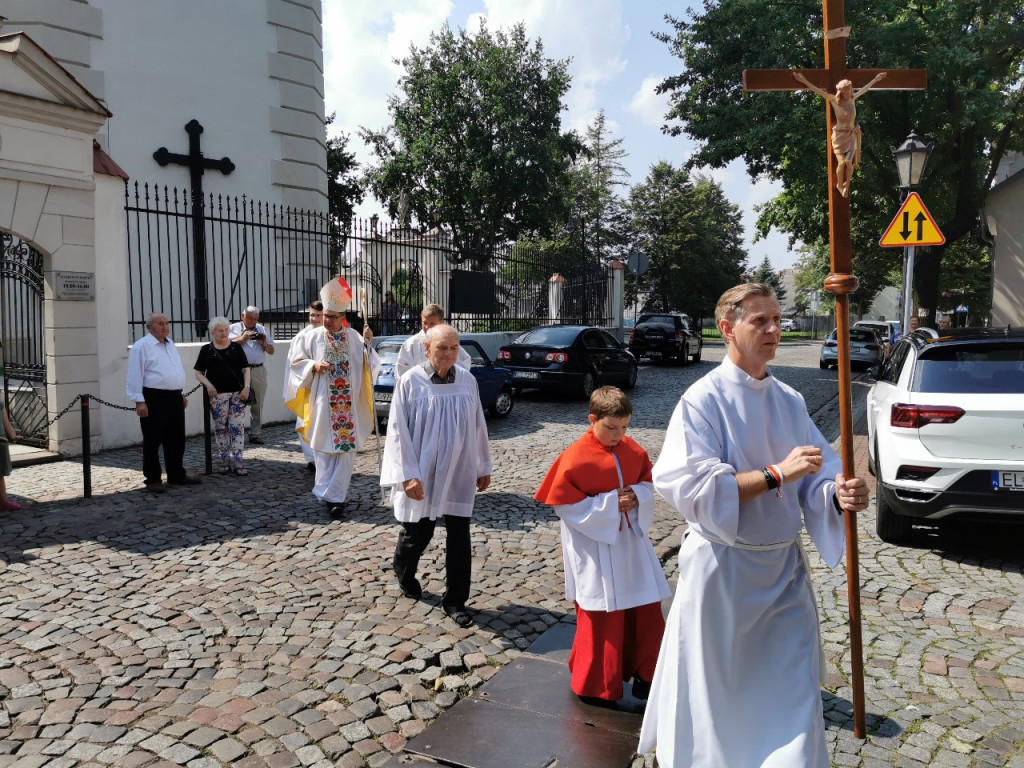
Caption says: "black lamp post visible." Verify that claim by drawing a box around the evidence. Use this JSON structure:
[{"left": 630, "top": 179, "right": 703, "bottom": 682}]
[{"left": 891, "top": 131, "right": 933, "bottom": 336}]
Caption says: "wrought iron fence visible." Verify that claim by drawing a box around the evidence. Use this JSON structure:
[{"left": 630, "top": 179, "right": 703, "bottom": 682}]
[
  {"left": 126, "top": 186, "right": 617, "bottom": 342},
  {"left": 338, "top": 217, "right": 616, "bottom": 336},
  {"left": 125, "top": 182, "right": 333, "bottom": 342}
]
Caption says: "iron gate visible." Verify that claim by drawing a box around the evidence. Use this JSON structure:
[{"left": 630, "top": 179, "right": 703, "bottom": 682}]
[{"left": 0, "top": 232, "right": 48, "bottom": 447}]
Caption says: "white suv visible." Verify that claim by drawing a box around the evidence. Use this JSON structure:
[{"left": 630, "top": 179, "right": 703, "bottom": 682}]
[{"left": 866, "top": 327, "right": 1024, "bottom": 543}]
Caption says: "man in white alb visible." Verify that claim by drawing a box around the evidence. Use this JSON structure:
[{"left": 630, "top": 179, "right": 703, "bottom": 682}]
[
  {"left": 284, "top": 300, "right": 323, "bottom": 472},
  {"left": 381, "top": 324, "right": 491, "bottom": 628},
  {"left": 638, "top": 283, "right": 869, "bottom": 767},
  {"left": 394, "top": 303, "right": 470, "bottom": 379}
]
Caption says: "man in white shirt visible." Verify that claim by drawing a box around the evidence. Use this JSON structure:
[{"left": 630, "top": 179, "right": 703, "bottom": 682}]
[
  {"left": 125, "top": 312, "right": 200, "bottom": 493},
  {"left": 229, "top": 305, "right": 275, "bottom": 444},
  {"left": 394, "top": 303, "right": 470, "bottom": 379}
]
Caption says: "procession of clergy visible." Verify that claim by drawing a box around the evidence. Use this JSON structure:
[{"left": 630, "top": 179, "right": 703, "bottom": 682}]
[{"left": 283, "top": 277, "right": 870, "bottom": 768}]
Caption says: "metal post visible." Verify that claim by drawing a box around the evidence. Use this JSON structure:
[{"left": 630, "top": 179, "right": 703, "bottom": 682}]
[
  {"left": 80, "top": 395, "right": 91, "bottom": 498},
  {"left": 202, "top": 391, "right": 212, "bottom": 475},
  {"left": 901, "top": 245, "right": 916, "bottom": 335}
]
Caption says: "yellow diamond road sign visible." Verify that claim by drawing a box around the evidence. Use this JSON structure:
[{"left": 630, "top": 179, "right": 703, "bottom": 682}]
[{"left": 880, "top": 192, "right": 945, "bottom": 247}]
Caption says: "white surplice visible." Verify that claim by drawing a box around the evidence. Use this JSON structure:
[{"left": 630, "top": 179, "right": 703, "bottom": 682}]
[
  {"left": 395, "top": 330, "right": 472, "bottom": 378},
  {"left": 380, "top": 365, "right": 491, "bottom": 521},
  {"left": 554, "top": 483, "right": 670, "bottom": 612},
  {"left": 638, "top": 356, "right": 845, "bottom": 768}
]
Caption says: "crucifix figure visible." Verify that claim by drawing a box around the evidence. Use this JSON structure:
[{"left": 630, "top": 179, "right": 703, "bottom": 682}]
[
  {"left": 154, "top": 119, "right": 235, "bottom": 336},
  {"left": 743, "top": 0, "right": 926, "bottom": 740},
  {"left": 793, "top": 70, "right": 887, "bottom": 197}
]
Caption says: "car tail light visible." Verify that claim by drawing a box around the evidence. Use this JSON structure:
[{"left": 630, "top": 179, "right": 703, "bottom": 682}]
[
  {"left": 896, "top": 465, "right": 941, "bottom": 481},
  {"left": 498, "top": 350, "right": 511, "bottom": 360},
  {"left": 545, "top": 352, "right": 568, "bottom": 363},
  {"left": 890, "top": 403, "right": 965, "bottom": 429}
]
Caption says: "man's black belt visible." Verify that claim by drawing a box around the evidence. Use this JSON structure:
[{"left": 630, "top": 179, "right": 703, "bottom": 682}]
[{"left": 249, "top": 363, "right": 264, "bottom": 368}]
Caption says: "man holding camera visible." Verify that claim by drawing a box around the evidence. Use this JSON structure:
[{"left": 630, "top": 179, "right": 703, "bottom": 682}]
[{"left": 230, "top": 305, "right": 275, "bottom": 444}]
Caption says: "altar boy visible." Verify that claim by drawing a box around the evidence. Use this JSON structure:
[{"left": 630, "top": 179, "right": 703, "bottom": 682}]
[{"left": 534, "top": 386, "right": 669, "bottom": 706}]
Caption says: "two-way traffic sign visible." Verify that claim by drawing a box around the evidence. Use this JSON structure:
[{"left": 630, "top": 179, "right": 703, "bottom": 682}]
[{"left": 880, "top": 192, "right": 945, "bottom": 247}]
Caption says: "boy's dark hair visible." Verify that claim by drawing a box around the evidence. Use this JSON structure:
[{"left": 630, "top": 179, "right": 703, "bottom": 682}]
[{"left": 589, "top": 386, "right": 632, "bottom": 420}]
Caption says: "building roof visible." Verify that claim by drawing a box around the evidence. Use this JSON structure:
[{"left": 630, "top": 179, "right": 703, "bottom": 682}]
[{"left": 93, "top": 140, "right": 129, "bottom": 180}]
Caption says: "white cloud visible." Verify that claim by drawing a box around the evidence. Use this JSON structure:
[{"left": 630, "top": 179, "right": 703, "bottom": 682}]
[{"left": 626, "top": 74, "right": 668, "bottom": 127}]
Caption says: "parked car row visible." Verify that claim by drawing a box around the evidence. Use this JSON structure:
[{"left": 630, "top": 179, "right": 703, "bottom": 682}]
[
  {"left": 371, "top": 337, "right": 515, "bottom": 432},
  {"left": 819, "top": 326, "right": 887, "bottom": 370}
]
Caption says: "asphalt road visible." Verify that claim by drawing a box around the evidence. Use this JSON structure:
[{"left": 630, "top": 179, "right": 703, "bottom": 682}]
[{"left": 1, "top": 341, "right": 1021, "bottom": 767}]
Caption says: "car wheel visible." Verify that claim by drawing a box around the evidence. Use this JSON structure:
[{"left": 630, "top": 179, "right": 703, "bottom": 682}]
[
  {"left": 579, "top": 370, "right": 596, "bottom": 399},
  {"left": 819, "top": 360, "right": 829, "bottom": 370},
  {"left": 624, "top": 363, "right": 638, "bottom": 390},
  {"left": 691, "top": 341, "right": 702, "bottom": 363},
  {"left": 875, "top": 473, "right": 914, "bottom": 543},
  {"left": 489, "top": 387, "right": 514, "bottom": 418}
]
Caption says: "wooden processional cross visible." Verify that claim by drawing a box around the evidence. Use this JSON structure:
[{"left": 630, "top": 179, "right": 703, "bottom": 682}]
[
  {"left": 743, "top": 0, "right": 926, "bottom": 740},
  {"left": 154, "top": 119, "right": 235, "bottom": 336}
]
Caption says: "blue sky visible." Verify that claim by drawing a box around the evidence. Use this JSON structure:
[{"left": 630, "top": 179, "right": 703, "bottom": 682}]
[{"left": 322, "top": 0, "right": 796, "bottom": 270}]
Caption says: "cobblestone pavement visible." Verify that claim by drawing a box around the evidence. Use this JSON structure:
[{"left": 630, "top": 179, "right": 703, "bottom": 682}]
[{"left": 1, "top": 343, "right": 1022, "bottom": 767}]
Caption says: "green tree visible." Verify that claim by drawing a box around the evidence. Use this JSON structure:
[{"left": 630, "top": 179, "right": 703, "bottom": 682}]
[
  {"left": 747, "top": 256, "right": 787, "bottom": 307},
  {"left": 325, "top": 114, "right": 364, "bottom": 271},
  {"left": 359, "top": 21, "right": 581, "bottom": 261},
  {"left": 654, "top": 1, "right": 1024, "bottom": 325},
  {"left": 573, "top": 110, "right": 632, "bottom": 265},
  {"left": 629, "top": 162, "right": 746, "bottom": 322}
]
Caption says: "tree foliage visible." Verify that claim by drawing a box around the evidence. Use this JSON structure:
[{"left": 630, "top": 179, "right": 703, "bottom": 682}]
[
  {"left": 325, "top": 114, "right": 364, "bottom": 270},
  {"left": 655, "top": 0, "right": 1024, "bottom": 323},
  {"left": 747, "top": 255, "right": 787, "bottom": 307},
  {"left": 359, "top": 21, "right": 581, "bottom": 260},
  {"left": 628, "top": 162, "right": 746, "bottom": 322}
]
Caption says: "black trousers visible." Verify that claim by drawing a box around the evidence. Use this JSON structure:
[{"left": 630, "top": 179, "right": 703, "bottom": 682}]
[
  {"left": 140, "top": 387, "right": 187, "bottom": 484},
  {"left": 393, "top": 515, "right": 471, "bottom": 609}
]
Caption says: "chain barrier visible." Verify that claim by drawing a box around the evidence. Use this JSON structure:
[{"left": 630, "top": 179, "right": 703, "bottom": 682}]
[{"left": 27, "top": 382, "right": 206, "bottom": 499}]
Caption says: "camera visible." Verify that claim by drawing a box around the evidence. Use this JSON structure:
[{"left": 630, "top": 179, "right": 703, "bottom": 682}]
[{"left": 253, "top": 332, "right": 265, "bottom": 340}]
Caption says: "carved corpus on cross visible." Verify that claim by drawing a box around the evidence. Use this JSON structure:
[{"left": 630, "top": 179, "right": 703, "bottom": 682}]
[{"left": 743, "top": 0, "right": 926, "bottom": 740}]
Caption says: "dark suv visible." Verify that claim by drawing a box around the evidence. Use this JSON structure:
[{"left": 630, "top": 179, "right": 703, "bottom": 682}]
[{"left": 628, "top": 313, "right": 703, "bottom": 364}]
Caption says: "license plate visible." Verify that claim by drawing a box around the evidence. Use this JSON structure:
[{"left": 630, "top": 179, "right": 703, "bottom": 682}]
[
  {"left": 992, "top": 471, "right": 1024, "bottom": 491},
  {"left": 647, "top": 351, "right": 661, "bottom": 357},
  {"left": 374, "top": 392, "right": 392, "bottom": 402},
  {"left": 513, "top": 371, "right": 539, "bottom": 379}
]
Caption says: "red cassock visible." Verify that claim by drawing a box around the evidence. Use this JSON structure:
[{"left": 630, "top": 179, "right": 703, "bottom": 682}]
[{"left": 535, "top": 430, "right": 668, "bottom": 700}]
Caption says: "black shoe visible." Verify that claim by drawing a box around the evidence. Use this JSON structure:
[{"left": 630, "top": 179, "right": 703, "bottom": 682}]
[
  {"left": 249, "top": 435, "right": 264, "bottom": 445},
  {"left": 631, "top": 676, "right": 652, "bottom": 701},
  {"left": 577, "top": 695, "right": 617, "bottom": 709},
  {"left": 443, "top": 604, "right": 473, "bottom": 628},
  {"left": 143, "top": 482, "right": 166, "bottom": 494},
  {"left": 327, "top": 503, "right": 346, "bottom": 519},
  {"left": 168, "top": 475, "right": 201, "bottom": 486},
  {"left": 306, "top": 462, "right": 315, "bottom": 473},
  {"left": 397, "top": 575, "right": 422, "bottom": 599}
]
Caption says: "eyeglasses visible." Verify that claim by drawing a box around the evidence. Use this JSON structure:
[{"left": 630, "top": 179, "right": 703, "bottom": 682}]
[{"left": 308, "top": 313, "right": 324, "bottom": 319}]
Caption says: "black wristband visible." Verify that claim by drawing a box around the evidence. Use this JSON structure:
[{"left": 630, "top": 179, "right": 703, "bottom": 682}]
[{"left": 761, "top": 467, "right": 778, "bottom": 490}]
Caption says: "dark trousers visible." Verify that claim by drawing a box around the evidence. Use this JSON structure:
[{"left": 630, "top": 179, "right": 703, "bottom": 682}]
[
  {"left": 393, "top": 515, "right": 471, "bottom": 609},
  {"left": 140, "top": 387, "right": 186, "bottom": 484}
]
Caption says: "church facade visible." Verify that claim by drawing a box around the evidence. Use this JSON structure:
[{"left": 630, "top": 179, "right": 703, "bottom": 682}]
[{"left": 0, "top": 1, "right": 328, "bottom": 454}]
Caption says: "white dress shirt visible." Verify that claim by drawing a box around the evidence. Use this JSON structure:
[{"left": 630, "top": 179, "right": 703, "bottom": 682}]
[{"left": 125, "top": 333, "right": 187, "bottom": 402}]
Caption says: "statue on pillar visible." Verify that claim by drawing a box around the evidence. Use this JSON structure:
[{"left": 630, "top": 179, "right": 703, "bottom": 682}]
[{"left": 793, "top": 71, "right": 886, "bottom": 197}]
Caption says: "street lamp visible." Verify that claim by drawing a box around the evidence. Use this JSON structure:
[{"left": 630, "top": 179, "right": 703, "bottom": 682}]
[
  {"left": 892, "top": 131, "right": 933, "bottom": 193},
  {"left": 891, "top": 131, "right": 933, "bottom": 337}
]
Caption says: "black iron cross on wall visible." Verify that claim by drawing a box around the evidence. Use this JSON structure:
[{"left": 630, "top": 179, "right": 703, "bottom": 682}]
[{"left": 154, "top": 119, "right": 235, "bottom": 336}]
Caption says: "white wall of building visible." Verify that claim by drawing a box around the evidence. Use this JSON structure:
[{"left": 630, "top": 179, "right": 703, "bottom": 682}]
[{"left": 3, "top": 0, "right": 327, "bottom": 212}]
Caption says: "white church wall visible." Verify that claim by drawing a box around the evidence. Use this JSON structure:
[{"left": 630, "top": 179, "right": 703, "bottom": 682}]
[{"left": 4, "top": 0, "right": 327, "bottom": 212}]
